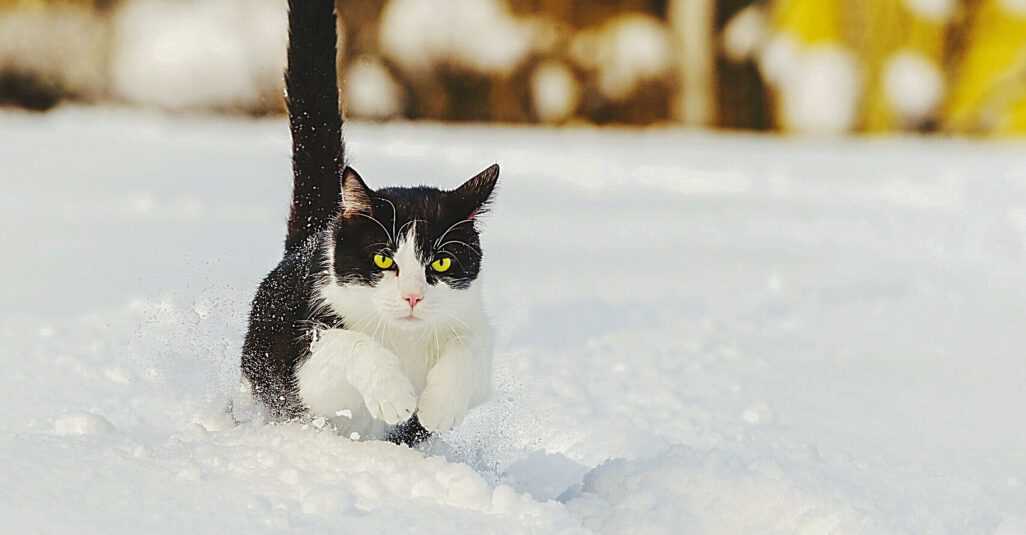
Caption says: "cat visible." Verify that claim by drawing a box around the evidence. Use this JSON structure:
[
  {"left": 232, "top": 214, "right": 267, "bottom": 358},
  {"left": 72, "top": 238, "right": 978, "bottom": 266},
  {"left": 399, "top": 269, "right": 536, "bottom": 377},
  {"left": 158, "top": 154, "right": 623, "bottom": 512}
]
[{"left": 240, "top": 0, "right": 499, "bottom": 446}]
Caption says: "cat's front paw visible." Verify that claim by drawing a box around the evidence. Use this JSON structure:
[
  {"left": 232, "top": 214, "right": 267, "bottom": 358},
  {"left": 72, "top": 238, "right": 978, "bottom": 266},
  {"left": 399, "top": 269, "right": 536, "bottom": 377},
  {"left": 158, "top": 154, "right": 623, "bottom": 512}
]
[
  {"left": 416, "top": 386, "right": 469, "bottom": 433},
  {"left": 361, "top": 370, "right": 417, "bottom": 425}
]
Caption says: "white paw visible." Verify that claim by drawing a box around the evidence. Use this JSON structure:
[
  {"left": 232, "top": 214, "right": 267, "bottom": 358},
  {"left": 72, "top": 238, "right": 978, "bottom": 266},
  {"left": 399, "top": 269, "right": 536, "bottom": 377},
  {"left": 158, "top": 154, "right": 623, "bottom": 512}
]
[
  {"left": 416, "top": 387, "right": 468, "bottom": 433},
  {"left": 361, "top": 370, "right": 417, "bottom": 425}
]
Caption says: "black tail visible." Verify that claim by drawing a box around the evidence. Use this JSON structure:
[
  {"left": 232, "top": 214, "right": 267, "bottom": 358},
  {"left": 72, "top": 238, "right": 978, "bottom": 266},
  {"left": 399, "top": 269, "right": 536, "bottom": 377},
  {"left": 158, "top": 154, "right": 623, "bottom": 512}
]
[{"left": 284, "top": 0, "right": 344, "bottom": 251}]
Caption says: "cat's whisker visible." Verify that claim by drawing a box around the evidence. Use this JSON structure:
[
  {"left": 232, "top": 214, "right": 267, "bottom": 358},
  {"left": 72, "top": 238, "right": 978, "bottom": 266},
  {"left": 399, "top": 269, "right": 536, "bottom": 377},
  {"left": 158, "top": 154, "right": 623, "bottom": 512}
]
[
  {"left": 445, "top": 324, "right": 464, "bottom": 346},
  {"left": 397, "top": 218, "right": 424, "bottom": 240},
  {"left": 382, "top": 197, "right": 399, "bottom": 243},
  {"left": 446, "top": 313, "right": 470, "bottom": 330},
  {"left": 442, "top": 314, "right": 470, "bottom": 339},
  {"left": 433, "top": 219, "right": 475, "bottom": 249},
  {"left": 432, "top": 326, "right": 441, "bottom": 359},
  {"left": 356, "top": 213, "right": 394, "bottom": 245},
  {"left": 442, "top": 253, "right": 467, "bottom": 269},
  {"left": 369, "top": 316, "right": 383, "bottom": 345},
  {"left": 439, "top": 240, "right": 482, "bottom": 257}
]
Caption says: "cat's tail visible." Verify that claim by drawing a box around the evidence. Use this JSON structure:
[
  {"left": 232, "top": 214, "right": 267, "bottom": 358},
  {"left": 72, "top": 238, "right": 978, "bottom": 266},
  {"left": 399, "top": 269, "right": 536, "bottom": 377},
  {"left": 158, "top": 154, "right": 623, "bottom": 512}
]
[{"left": 284, "top": 0, "right": 344, "bottom": 251}]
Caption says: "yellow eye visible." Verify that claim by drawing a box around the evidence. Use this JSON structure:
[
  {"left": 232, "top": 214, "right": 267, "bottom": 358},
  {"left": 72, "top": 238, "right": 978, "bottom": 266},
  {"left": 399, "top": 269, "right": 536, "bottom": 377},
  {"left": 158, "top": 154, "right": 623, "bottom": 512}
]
[
  {"left": 373, "top": 254, "right": 394, "bottom": 269},
  {"left": 431, "top": 257, "right": 452, "bottom": 273}
]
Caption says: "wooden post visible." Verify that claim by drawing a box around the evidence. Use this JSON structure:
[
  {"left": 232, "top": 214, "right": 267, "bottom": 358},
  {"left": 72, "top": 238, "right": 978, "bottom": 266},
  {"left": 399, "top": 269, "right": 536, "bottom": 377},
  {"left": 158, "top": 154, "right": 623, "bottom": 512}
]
[{"left": 669, "top": 0, "right": 717, "bottom": 126}]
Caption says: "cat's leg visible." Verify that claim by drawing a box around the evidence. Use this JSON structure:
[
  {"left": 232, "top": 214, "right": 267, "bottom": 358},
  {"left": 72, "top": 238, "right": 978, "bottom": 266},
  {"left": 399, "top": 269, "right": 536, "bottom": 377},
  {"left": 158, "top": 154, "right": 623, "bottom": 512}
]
[
  {"left": 297, "top": 328, "right": 417, "bottom": 426},
  {"left": 417, "top": 337, "right": 485, "bottom": 432},
  {"left": 386, "top": 414, "right": 431, "bottom": 447}
]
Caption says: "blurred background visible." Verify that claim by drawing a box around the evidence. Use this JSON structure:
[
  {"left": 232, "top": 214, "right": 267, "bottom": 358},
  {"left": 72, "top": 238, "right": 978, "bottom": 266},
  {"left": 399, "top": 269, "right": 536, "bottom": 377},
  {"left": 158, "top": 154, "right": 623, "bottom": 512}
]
[{"left": 2, "top": 0, "right": 1026, "bottom": 135}]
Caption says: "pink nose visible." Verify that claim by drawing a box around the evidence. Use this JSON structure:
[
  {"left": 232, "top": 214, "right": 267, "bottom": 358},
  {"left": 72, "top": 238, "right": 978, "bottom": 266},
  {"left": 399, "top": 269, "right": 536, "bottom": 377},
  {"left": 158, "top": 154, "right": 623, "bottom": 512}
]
[{"left": 403, "top": 294, "right": 423, "bottom": 309}]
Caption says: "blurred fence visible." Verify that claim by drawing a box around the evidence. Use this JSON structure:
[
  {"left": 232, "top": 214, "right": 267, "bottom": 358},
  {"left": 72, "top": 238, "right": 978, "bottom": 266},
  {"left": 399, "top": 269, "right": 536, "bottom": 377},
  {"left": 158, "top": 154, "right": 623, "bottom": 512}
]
[{"left": 2, "top": 0, "right": 1026, "bottom": 135}]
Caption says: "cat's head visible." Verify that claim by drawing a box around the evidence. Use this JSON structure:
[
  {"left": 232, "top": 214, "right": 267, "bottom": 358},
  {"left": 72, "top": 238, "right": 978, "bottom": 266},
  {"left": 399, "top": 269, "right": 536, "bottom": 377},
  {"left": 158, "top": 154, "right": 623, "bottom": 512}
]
[{"left": 321, "top": 164, "right": 499, "bottom": 331}]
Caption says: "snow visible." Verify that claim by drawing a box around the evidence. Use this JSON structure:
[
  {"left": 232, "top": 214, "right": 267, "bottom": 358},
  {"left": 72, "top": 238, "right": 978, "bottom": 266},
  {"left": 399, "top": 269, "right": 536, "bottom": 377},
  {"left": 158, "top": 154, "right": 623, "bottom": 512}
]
[
  {"left": 902, "top": 0, "right": 957, "bottom": 21},
  {"left": 530, "top": 61, "right": 580, "bottom": 123},
  {"left": 722, "top": 4, "right": 769, "bottom": 63},
  {"left": 3, "top": 107, "right": 1026, "bottom": 533},
  {"left": 111, "top": 0, "right": 286, "bottom": 112},
  {"left": 759, "top": 33, "right": 800, "bottom": 88},
  {"left": 758, "top": 37, "right": 862, "bottom": 135},
  {"left": 571, "top": 15, "right": 673, "bottom": 101},
  {"left": 345, "top": 56, "right": 404, "bottom": 120},
  {"left": 0, "top": 6, "right": 107, "bottom": 99},
  {"left": 884, "top": 51, "right": 945, "bottom": 124},
  {"left": 995, "top": 517, "right": 1026, "bottom": 535},
  {"left": 777, "top": 45, "right": 861, "bottom": 135},
  {"left": 563, "top": 446, "right": 887, "bottom": 534},
  {"left": 379, "top": 0, "right": 537, "bottom": 76},
  {"left": 54, "top": 412, "right": 116, "bottom": 436},
  {"left": 1000, "top": 0, "right": 1026, "bottom": 15}
]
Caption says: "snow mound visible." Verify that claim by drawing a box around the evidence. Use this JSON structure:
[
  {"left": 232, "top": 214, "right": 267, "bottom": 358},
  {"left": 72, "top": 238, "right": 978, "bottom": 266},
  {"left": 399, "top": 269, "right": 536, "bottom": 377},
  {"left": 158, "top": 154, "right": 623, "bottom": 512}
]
[
  {"left": 54, "top": 412, "right": 115, "bottom": 436},
  {"left": 564, "top": 446, "right": 888, "bottom": 534}
]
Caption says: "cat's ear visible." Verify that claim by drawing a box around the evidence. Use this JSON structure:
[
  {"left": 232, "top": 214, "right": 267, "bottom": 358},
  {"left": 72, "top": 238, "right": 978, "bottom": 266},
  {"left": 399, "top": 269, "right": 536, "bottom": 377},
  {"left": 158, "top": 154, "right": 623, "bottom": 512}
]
[
  {"left": 341, "top": 166, "right": 372, "bottom": 216},
  {"left": 452, "top": 163, "right": 500, "bottom": 219}
]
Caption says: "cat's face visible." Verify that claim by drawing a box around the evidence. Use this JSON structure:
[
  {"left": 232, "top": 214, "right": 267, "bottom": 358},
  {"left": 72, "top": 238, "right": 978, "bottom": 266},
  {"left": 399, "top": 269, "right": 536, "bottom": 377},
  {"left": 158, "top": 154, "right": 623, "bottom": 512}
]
[{"left": 323, "top": 165, "right": 499, "bottom": 331}]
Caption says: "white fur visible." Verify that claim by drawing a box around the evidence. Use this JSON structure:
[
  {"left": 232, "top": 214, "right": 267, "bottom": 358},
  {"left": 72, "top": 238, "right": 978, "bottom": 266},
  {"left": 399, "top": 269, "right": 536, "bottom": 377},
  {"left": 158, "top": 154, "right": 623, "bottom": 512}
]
[{"left": 297, "top": 228, "right": 493, "bottom": 440}]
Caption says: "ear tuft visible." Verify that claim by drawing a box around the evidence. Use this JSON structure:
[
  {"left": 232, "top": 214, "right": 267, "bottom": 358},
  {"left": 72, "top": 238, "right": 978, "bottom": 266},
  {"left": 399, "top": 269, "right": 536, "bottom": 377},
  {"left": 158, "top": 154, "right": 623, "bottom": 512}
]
[
  {"left": 453, "top": 163, "right": 500, "bottom": 218},
  {"left": 341, "top": 166, "right": 372, "bottom": 216}
]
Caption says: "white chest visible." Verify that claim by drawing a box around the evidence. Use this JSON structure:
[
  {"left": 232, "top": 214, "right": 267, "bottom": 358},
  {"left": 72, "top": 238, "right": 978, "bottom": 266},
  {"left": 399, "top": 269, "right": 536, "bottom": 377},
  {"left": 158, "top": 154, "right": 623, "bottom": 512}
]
[{"left": 353, "top": 325, "right": 448, "bottom": 393}]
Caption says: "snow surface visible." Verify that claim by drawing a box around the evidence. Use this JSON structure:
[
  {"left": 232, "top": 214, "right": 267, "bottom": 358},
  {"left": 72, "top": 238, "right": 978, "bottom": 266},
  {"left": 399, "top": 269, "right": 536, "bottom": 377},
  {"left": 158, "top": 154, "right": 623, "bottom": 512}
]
[{"left": 2, "top": 108, "right": 1026, "bottom": 533}]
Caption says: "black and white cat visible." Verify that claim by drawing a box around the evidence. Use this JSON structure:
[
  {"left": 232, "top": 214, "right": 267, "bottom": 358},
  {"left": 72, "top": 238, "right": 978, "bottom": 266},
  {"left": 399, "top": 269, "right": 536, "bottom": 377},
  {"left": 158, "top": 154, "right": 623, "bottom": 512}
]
[{"left": 241, "top": 0, "right": 499, "bottom": 446}]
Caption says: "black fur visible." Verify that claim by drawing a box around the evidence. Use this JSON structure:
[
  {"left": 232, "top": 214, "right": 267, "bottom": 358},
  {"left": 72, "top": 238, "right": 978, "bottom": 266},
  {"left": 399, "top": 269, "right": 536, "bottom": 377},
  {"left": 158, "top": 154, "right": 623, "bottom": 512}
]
[
  {"left": 241, "top": 0, "right": 499, "bottom": 445},
  {"left": 284, "top": 0, "right": 344, "bottom": 251},
  {"left": 242, "top": 240, "right": 333, "bottom": 419},
  {"left": 332, "top": 167, "right": 498, "bottom": 291}
]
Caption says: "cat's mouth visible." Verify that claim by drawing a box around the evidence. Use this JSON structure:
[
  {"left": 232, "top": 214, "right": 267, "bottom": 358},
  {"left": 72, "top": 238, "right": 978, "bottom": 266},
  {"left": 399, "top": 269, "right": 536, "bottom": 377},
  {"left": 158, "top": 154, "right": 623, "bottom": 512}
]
[{"left": 391, "top": 314, "right": 426, "bottom": 329}]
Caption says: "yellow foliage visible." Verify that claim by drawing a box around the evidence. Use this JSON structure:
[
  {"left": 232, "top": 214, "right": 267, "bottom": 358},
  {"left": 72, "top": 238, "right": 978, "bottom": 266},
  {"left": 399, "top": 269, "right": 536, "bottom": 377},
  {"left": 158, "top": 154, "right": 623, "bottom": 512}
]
[
  {"left": 772, "top": 0, "right": 844, "bottom": 44},
  {"left": 859, "top": 1, "right": 948, "bottom": 132},
  {"left": 944, "top": 0, "right": 1026, "bottom": 135},
  {"left": 764, "top": 0, "right": 1026, "bottom": 135}
]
